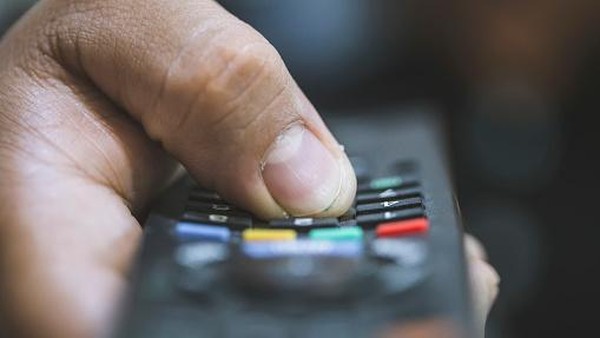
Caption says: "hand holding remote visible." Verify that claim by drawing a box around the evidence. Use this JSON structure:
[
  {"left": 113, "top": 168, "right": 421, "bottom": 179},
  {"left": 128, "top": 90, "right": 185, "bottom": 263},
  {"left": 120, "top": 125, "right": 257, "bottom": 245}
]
[{"left": 0, "top": 1, "right": 497, "bottom": 337}]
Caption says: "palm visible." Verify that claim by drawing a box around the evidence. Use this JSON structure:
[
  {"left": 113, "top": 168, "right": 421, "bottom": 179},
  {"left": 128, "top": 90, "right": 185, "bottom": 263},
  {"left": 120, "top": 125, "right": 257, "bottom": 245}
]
[{"left": 0, "top": 77, "right": 176, "bottom": 337}]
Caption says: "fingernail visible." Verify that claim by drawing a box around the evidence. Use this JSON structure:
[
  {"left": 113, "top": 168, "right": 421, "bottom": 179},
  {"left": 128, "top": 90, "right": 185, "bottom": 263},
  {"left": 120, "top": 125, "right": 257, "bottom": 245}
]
[{"left": 262, "top": 124, "right": 351, "bottom": 216}]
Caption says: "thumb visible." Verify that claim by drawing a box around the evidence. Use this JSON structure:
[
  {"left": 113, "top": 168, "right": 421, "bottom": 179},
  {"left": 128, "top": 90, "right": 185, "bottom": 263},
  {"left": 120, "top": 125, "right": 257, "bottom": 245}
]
[{"left": 37, "top": 0, "right": 356, "bottom": 218}]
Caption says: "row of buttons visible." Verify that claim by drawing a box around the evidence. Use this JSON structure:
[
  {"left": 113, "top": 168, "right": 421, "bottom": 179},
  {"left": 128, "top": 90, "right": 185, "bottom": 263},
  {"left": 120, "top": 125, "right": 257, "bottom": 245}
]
[
  {"left": 175, "top": 236, "right": 428, "bottom": 267},
  {"left": 177, "top": 173, "right": 428, "bottom": 235},
  {"left": 175, "top": 218, "right": 428, "bottom": 243},
  {"left": 180, "top": 175, "right": 426, "bottom": 230},
  {"left": 179, "top": 206, "right": 425, "bottom": 232},
  {"left": 174, "top": 172, "right": 429, "bottom": 267}
]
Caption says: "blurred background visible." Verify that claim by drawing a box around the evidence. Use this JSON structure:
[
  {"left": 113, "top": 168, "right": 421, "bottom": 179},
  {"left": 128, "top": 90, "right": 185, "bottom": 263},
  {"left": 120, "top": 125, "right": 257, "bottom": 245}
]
[{"left": 2, "top": 0, "right": 600, "bottom": 337}]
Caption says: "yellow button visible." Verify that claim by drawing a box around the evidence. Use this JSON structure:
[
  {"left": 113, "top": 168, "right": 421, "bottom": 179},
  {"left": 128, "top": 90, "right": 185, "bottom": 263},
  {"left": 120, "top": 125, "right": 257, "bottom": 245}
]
[{"left": 242, "top": 229, "right": 297, "bottom": 241}]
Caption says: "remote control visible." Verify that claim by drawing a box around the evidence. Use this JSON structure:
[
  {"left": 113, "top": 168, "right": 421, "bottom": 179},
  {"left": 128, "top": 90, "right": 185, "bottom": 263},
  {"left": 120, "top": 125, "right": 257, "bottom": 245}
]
[{"left": 114, "top": 106, "right": 474, "bottom": 338}]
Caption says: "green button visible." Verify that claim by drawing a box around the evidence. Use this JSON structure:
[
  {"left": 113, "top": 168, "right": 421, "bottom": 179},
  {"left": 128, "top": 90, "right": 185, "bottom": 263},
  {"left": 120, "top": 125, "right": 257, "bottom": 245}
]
[
  {"left": 309, "top": 226, "right": 363, "bottom": 241},
  {"left": 369, "top": 176, "right": 404, "bottom": 190}
]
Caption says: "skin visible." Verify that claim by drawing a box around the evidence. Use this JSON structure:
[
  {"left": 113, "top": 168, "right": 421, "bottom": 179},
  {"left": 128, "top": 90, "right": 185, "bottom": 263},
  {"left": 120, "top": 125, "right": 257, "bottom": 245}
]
[{"left": 0, "top": 1, "right": 499, "bottom": 337}]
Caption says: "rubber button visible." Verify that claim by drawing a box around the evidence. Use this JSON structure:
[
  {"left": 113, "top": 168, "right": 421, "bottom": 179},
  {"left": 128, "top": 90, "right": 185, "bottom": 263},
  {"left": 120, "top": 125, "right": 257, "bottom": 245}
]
[
  {"left": 181, "top": 212, "right": 252, "bottom": 230},
  {"left": 243, "top": 229, "right": 297, "bottom": 241},
  {"left": 356, "top": 187, "right": 421, "bottom": 204},
  {"left": 268, "top": 217, "right": 339, "bottom": 231},
  {"left": 174, "top": 222, "right": 231, "bottom": 242},
  {"left": 184, "top": 201, "right": 248, "bottom": 216},
  {"left": 309, "top": 226, "right": 363, "bottom": 241},
  {"left": 358, "top": 176, "right": 419, "bottom": 192},
  {"left": 370, "top": 176, "right": 405, "bottom": 190},
  {"left": 376, "top": 218, "right": 429, "bottom": 237},
  {"left": 356, "top": 197, "right": 423, "bottom": 215},
  {"left": 242, "top": 240, "right": 363, "bottom": 259},
  {"left": 356, "top": 208, "right": 425, "bottom": 227}
]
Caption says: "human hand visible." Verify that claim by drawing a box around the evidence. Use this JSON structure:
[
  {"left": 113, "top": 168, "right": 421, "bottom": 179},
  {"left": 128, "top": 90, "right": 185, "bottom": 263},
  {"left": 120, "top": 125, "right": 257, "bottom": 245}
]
[{"left": 0, "top": 1, "right": 497, "bottom": 337}]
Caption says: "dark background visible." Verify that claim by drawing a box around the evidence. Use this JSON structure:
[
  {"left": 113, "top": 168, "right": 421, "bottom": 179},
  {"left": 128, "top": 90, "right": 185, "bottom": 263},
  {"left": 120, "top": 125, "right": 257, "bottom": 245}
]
[{"left": 2, "top": 1, "right": 600, "bottom": 337}]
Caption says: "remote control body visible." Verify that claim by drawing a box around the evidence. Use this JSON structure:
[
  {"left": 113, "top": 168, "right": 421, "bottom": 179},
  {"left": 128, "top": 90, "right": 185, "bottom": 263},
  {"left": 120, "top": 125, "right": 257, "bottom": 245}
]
[{"left": 114, "top": 107, "right": 474, "bottom": 338}]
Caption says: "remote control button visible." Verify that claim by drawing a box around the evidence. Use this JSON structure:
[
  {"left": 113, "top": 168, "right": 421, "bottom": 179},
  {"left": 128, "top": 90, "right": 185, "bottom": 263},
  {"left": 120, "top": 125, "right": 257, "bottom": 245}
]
[
  {"left": 371, "top": 238, "right": 427, "bottom": 267},
  {"left": 242, "top": 229, "right": 297, "bottom": 241},
  {"left": 356, "top": 208, "right": 425, "bottom": 227},
  {"left": 174, "top": 222, "right": 231, "bottom": 242},
  {"left": 242, "top": 240, "right": 363, "bottom": 259},
  {"left": 181, "top": 212, "right": 252, "bottom": 230},
  {"left": 268, "top": 217, "right": 339, "bottom": 231},
  {"left": 174, "top": 242, "right": 228, "bottom": 268},
  {"left": 358, "top": 175, "right": 419, "bottom": 192},
  {"left": 308, "top": 226, "right": 363, "bottom": 241},
  {"left": 356, "top": 197, "right": 423, "bottom": 215},
  {"left": 356, "top": 187, "right": 422, "bottom": 204},
  {"left": 376, "top": 218, "right": 429, "bottom": 237},
  {"left": 184, "top": 201, "right": 248, "bottom": 216},
  {"left": 188, "top": 189, "right": 223, "bottom": 203}
]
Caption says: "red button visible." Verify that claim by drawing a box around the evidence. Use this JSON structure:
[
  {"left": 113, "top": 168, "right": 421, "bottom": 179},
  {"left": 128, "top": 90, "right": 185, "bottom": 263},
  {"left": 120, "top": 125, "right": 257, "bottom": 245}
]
[{"left": 376, "top": 218, "right": 429, "bottom": 237}]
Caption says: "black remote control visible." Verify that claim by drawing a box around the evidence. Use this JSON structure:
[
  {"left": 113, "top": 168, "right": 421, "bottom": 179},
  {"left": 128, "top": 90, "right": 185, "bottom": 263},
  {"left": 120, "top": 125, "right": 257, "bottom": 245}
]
[{"left": 114, "top": 107, "right": 474, "bottom": 338}]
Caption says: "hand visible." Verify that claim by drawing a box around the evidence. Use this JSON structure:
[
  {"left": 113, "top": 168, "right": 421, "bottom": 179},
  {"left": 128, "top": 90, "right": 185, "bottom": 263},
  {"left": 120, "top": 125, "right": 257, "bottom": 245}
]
[
  {"left": 0, "top": 1, "right": 497, "bottom": 337},
  {"left": 465, "top": 234, "right": 500, "bottom": 335}
]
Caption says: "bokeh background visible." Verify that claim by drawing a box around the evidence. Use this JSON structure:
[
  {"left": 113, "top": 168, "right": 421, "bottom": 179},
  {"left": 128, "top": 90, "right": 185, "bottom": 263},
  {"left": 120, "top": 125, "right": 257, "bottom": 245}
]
[{"left": 2, "top": 1, "right": 600, "bottom": 337}]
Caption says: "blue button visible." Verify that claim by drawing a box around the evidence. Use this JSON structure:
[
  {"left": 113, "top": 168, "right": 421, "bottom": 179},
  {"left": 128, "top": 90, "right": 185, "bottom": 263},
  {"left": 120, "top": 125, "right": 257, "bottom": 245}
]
[
  {"left": 242, "top": 240, "right": 363, "bottom": 259},
  {"left": 174, "top": 222, "right": 231, "bottom": 242}
]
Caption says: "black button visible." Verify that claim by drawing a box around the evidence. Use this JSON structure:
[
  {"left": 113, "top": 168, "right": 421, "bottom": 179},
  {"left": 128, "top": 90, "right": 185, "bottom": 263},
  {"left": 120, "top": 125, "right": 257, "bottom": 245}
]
[
  {"left": 356, "top": 208, "right": 425, "bottom": 228},
  {"left": 181, "top": 211, "right": 252, "bottom": 230},
  {"left": 184, "top": 201, "right": 249, "bottom": 216},
  {"left": 268, "top": 217, "right": 339, "bottom": 231},
  {"left": 356, "top": 187, "right": 422, "bottom": 204},
  {"left": 356, "top": 197, "right": 423, "bottom": 215}
]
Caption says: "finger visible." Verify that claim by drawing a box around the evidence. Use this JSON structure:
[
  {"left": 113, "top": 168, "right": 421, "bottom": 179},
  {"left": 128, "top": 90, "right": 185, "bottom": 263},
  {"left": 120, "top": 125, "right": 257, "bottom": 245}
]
[
  {"left": 464, "top": 234, "right": 500, "bottom": 335},
  {"left": 464, "top": 233, "right": 488, "bottom": 261},
  {"left": 25, "top": 0, "right": 356, "bottom": 219}
]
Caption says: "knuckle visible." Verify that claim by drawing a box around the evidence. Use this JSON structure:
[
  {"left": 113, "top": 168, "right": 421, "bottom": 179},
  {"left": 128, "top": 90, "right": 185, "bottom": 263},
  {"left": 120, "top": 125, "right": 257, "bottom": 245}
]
[
  {"left": 196, "top": 28, "right": 291, "bottom": 131},
  {"left": 208, "top": 30, "right": 284, "bottom": 105},
  {"left": 148, "top": 22, "right": 292, "bottom": 151}
]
